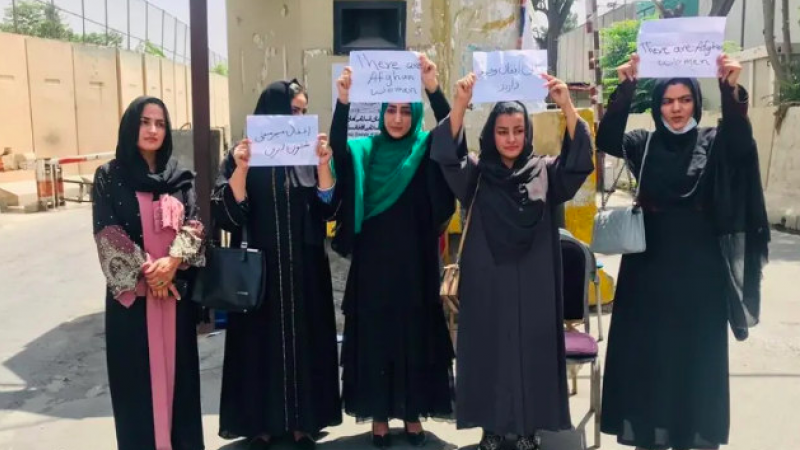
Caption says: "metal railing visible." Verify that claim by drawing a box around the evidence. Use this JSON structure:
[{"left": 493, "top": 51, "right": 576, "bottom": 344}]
[{"left": 2, "top": 0, "right": 226, "bottom": 68}]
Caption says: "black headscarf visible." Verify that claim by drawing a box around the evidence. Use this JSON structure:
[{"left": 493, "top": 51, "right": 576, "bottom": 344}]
[
  {"left": 116, "top": 96, "right": 193, "bottom": 194},
  {"left": 253, "top": 79, "right": 316, "bottom": 187},
  {"left": 476, "top": 101, "right": 546, "bottom": 264},
  {"left": 641, "top": 78, "right": 709, "bottom": 205}
]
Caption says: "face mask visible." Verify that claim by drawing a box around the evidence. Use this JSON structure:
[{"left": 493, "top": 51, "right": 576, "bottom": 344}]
[{"left": 662, "top": 117, "right": 698, "bottom": 135}]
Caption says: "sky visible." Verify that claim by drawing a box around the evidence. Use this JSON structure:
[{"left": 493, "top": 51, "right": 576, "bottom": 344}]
[{"left": 136, "top": 0, "right": 228, "bottom": 57}]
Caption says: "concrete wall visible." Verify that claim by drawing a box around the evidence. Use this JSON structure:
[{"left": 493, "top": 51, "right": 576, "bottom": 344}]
[
  {"left": 764, "top": 108, "right": 800, "bottom": 230},
  {"left": 614, "top": 106, "right": 800, "bottom": 230},
  {"left": 0, "top": 32, "right": 230, "bottom": 177},
  {"left": 174, "top": 64, "right": 190, "bottom": 129},
  {"left": 72, "top": 46, "right": 120, "bottom": 175},
  {"left": 143, "top": 54, "right": 162, "bottom": 100},
  {"left": 26, "top": 37, "right": 79, "bottom": 175},
  {"left": 160, "top": 59, "right": 178, "bottom": 125},
  {"left": 0, "top": 33, "right": 34, "bottom": 156},
  {"left": 117, "top": 50, "right": 146, "bottom": 116}
]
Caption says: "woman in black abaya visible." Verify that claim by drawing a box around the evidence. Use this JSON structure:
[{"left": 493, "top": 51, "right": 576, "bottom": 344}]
[
  {"left": 93, "top": 96, "right": 205, "bottom": 450},
  {"left": 598, "top": 53, "right": 770, "bottom": 450},
  {"left": 212, "top": 80, "right": 341, "bottom": 450}
]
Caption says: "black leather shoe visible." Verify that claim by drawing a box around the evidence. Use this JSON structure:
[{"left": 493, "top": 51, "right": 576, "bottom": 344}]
[
  {"left": 372, "top": 433, "right": 392, "bottom": 448},
  {"left": 404, "top": 427, "right": 427, "bottom": 447},
  {"left": 294, "top": 435, "right": 316, "bottom": 450}
]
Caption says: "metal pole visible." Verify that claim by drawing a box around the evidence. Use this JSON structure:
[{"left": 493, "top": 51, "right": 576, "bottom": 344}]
[
  {"left": 11, "top": 0, "right": 18, "bottom": 33},
  {"left": 189, "top": 0, "right": 211, "bottom": 228},
  {"left": 126, "top": 0, "right": 131, "bottom": 50},
  {"left": 585, "top": 0, "right": 606, "bottom": 192},
  {"left": 105, "top": 0, "right": 109, "bottom": 43},
  {"left": 161, "top": 8, "right": 166, "bottom": 51},
  {"left": 81, "top": 0, "right": 86, "bottom": 39},
  {"left": 173, "top": 16, "right": 178, "bottom": 60},
  {"left": 740, "top": 0, "right": 746, "bottom": 49},
  {"left": 145, "top": 2, "right": 149, "bottom": 44}
]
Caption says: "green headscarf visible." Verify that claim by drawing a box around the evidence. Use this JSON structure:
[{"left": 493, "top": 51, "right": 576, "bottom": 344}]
[{"left": 344, "top": 102, "right": 429, "bottom": 234}]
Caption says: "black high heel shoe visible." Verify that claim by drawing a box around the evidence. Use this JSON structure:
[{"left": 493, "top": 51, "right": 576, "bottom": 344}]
[
  {"left": 371, "top": 433, "right": 392, "bottom": 449},
  {"left": 404, "top": 425, "right": 427, "bottom": 447}
]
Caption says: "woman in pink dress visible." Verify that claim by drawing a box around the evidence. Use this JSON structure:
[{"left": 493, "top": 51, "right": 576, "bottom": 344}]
[{"left": 92, "top": 96, "right": 206, "bottom": 450}]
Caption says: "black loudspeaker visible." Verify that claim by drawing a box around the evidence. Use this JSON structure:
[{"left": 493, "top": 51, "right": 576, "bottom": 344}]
[{"left": 333, "top": 1, "right": 407, "bottom": 55}]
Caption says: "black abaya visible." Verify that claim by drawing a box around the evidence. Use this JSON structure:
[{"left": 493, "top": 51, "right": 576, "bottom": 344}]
[
  {"left": 598, "top": 79, "right": 758, "bottom": 450},
  {"left": 330, "top": 89, "right": 456, "bottom": 422}
]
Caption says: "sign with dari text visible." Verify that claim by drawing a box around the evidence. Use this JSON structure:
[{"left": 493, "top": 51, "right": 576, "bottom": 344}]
[{"left": 246, "top": 115, "right": 319, "bottom": 166}]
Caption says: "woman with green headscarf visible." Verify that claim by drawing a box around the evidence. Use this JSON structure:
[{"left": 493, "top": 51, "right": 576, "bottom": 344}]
[{"left": 329, "top": 55, "right": 456, "bottom": 448}]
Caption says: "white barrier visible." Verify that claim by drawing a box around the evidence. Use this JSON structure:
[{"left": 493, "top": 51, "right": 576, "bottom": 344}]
[{"left": 35, "top": 152, "right": 114, "bottom": 210}]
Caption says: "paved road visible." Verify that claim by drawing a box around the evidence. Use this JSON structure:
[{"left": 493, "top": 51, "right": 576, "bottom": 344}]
[{"left": 0, "top": 204, "right": 798, "bottom": 449}]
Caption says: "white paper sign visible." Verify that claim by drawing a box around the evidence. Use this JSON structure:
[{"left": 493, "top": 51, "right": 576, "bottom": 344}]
[
  {"left": 472, "top": 50, "right": 549, "bottom": 103},
  {"left": 246, "top": 115, "right": 319, "bottom": 166},
  {"left": 637, "top": 17, "right": 726, "bottom": 78},
  {"left": 349, "top": 51, "right": 422, "bottom": 103},
  {"left": 332, "top": 63, "right": 381, "bottom": 138}
]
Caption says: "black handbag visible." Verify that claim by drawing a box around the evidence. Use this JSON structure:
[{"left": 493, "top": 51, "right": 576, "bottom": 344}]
[{"left": 191, "top": 227, "right": 265, "bottom": 313}]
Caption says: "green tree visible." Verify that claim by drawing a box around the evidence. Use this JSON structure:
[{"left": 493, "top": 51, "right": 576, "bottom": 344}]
[
  {"left": 210, "top": 63, "right": 228, "bottom": 76},
  {"left": 600, "top": 18, "right": 656, "bottom": 113},
  {"left": 0, "top": 1, "right": 72, "bottom": 40}
]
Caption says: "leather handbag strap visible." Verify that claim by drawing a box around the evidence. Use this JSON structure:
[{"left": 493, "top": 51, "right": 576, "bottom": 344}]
[{"left": 455, "top": 175, "right": 482, "bottom": 264}]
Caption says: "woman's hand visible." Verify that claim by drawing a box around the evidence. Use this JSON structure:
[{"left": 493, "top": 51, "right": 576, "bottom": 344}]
[
  {"left": 450, "top": 73, "right": 476, "bottom": 139},
  {"left": 317, "top": 133, "right": 332, "bottom": 167},
  {"left": 617, "top": 53, "right": 640, "bottom": 83},
  {"left": 717, "top": 53, "right": 742, "bottom": 88},
  {"left": 454, "top": 73, "right": 476, "bottom": 110},
  {"left": 233, "top": 139, "right": 251, "bottom": 171},
  {"left": 149, "top": 283, "right": 182, "bottom": 301},
  {"left": 316, "top": 133, "right": 334, "bottom": 190},
  {"left": 542, "top": 74, "right": 573, "bottom": 111},
  {"left": 419, "top": 53, "right": 439, "bottom": 93},
  {"left": 143, "top": 256, "right": 181, "bottom": 288},
  {"left": 337, "top": 67, "right": 353, "bottom": 105}
]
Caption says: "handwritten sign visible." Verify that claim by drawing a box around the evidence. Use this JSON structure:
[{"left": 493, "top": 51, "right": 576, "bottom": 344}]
[
  {"left": 637, "top": 17, "right": 726, "bottom": 78},
  {"left": 472, "top": 50, "right": 549, "bottom": 103},
  {"left": 349, "top": 51, "right": 422, "bottom": 103},
  {"left": 332, "top": 63, "right": 381, "bottom": 138},
  {"left": 246, "top": 115, "right": 319, "bottom": 167}
]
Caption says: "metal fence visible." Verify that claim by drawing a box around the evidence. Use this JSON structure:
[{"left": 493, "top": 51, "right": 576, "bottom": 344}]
[{"left": 1, "top": 0, "right": 226, "bottom": 68}]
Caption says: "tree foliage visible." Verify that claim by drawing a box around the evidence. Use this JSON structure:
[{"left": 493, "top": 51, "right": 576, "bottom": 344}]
[
  {"left": 0, "top": 1, "right": 72, "bottom": 40},
  {"left": 211, "top": 63, "right": 229, "bottom": 76},
  {"left": 1, "top": 1, "right": 123, "bottom": 48},
  {"left": 600, "top": 19, "right": 656, "bottom": 113}
]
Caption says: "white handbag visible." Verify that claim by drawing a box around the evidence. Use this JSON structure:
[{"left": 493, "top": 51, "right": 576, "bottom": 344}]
[{"left": 590, "top": 132, "right": 652, "bottom": 255}]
